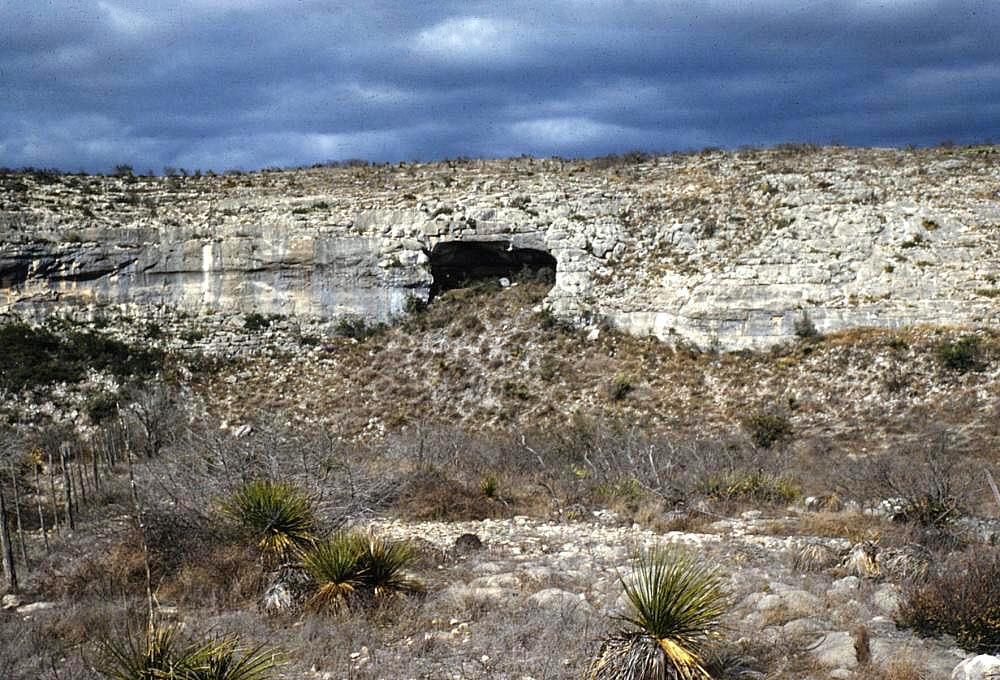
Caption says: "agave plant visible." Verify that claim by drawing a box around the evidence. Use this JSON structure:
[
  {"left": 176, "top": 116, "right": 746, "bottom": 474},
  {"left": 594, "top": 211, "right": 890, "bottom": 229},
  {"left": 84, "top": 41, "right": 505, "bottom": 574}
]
[
  {"left": 587, "top": 547, "right": 729, "bottom": 680},
  {"left": 97, "top": 624, "right": 282, "bottom": 680},
  {"left": 222, "top": 479, "right": 316, "bottom": 563},
  {"left": 301, "top": 529, "right": 422, "bottom": 611}
]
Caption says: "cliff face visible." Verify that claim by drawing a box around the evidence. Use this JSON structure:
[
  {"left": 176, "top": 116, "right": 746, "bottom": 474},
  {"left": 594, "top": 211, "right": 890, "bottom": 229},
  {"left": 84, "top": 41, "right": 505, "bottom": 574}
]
[{"left": 1, "top": 146, "right": 998, "bottom": 349}]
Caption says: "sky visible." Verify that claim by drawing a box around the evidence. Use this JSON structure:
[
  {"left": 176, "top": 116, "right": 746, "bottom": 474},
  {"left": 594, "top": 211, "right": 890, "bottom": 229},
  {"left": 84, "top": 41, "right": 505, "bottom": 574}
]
[{"left": 1, "top": 0, "right": 998, "bottom": 173}]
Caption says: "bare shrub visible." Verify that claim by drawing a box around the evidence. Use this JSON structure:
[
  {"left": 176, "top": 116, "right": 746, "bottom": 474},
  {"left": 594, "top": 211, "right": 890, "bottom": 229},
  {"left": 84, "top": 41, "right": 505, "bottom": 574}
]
[
  {"left": 840, "top": 429, "right": 978, "bottom": 535},
  {"left": 898, "top": 547, "right": 1000, "bottom": 653}
]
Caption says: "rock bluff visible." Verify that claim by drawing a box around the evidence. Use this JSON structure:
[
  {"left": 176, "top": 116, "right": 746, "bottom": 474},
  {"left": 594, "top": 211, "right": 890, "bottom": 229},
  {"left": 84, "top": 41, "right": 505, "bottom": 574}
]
[{"left": 1, "top": 146, "right": 997, "bottom": 349}]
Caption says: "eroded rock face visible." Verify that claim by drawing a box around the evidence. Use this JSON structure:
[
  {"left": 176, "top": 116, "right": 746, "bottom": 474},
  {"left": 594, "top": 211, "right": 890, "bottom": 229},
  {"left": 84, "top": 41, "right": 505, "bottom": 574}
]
[{"left": 2, "top": 146, "right": 998, "bottom": 349}]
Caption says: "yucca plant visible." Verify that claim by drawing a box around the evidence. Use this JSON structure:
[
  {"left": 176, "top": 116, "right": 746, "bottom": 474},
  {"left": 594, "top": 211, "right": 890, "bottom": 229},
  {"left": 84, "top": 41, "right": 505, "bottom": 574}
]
[
  {"left": 301, "top": 530, "right": 367, "bottom": 611},
  {"left": 301, "top": 530, "right": 422, "bottom": 611},
  {"left": 222, "top": 479, "right": 316, "bottom": 564},
  {"left": 586, "top": 547, "right": 729, "bottom": 680},
  {"left": 356, "top": 532, "right": 422, "bottom": 598},
  {"left": 185, "top": 637, "right": 281, "bottom": 680},
  {"left": 97, "top": 624, "right": 282, "bottom": 680},
  {"left": 98, "top": 624, "right": 185, "bottom": 680}
]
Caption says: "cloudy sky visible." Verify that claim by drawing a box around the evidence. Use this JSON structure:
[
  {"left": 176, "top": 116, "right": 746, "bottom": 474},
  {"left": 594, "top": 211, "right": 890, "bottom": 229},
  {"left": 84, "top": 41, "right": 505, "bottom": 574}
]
[{"left": 1, "top": 0, "right": 998, "bottom": 172}]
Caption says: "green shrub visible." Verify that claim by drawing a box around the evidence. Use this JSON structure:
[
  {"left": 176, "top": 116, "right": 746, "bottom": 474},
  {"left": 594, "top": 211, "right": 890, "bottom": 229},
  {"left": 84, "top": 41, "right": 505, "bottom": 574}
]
[
  {"left": 86, "top": 390, "right": 121, "bottom": 424},
  {"left": 934, "top": 336, "right": 982, "bottom": 372},
  {"left": 301, "top": 531, "right": 367, "bottom": 611},
  {"left": 607, "top": 374, "right": 634, "bottom": 402},
  {"left": 479, "top": 473, "right": 500, "bottom": 499},
  {"left": 586, "top": 546, "right": 729, "bottom": 680},
  {"left": 742, "top": 412, "right": 793, "bottom": 449},
  {"left": 0, "top": 323, "right": 164, "bottom": 391},
  {"left": 898, "top": 548, "right": 1000, "bottom": 654},
  {"left": 302, "top": 530, "right": 421, "bottom": 611},
  {"left": 222, "top": 480, "right": 316, "bottom": 564},
  {"left": 793, "top": 312, "right": 819, "bottom": 339},
  {"left": 403, "top": 294, "right": 428, "bottom": 315},
  {"left": 695, "top": 470, "right": 800, "bottom": 505},
  {"left": 501, "top": 380, "right": 531, "bottom": 400},
  {"left": 333, "top": 316, "right": 386, "bottom": 341},
  {"left": 242, "top": 313, "right": 270, "bottom": 331}
]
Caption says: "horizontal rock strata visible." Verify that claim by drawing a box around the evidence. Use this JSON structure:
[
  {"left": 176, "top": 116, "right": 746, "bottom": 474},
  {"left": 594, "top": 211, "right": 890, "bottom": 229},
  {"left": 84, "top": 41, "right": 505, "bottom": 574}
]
[{"left": 2, "top": 146, "right": 998, "bottom": 349}]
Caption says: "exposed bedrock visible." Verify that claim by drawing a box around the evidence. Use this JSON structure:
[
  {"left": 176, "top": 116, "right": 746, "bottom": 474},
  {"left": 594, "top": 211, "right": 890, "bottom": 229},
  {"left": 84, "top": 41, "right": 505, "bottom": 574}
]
[{"left": 1, "top": 148, "right": 998, "bottom": 349}]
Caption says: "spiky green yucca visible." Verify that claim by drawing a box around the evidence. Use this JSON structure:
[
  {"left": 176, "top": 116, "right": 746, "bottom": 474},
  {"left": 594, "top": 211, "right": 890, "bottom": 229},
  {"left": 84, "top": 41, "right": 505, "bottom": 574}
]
[
  {"left": 301, "top": 530, "right": 368, "bottom": 610},
  {"left": 587, "top": 547, "right": 729, "bottom": 680},
  {"left": 222, "top": 479, "right": 316, "bottom": 563},
  {"left": 98, "top": 625, "right": 281, "bottom": 680},
  {"left": 302, "top": 530, "right": 421, "bottom": 611},
  {"left": 98, "top": 624, "right": 184, "bottom": 680},
  {"left": 357, "top": 532, "right": 422, "bottom": 597}
]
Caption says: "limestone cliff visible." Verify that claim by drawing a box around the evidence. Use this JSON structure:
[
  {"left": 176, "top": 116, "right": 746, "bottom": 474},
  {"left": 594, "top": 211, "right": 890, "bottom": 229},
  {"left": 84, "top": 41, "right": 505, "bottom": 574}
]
[{"left": 1, "top": 146, "right": 998, "bottom": 349}]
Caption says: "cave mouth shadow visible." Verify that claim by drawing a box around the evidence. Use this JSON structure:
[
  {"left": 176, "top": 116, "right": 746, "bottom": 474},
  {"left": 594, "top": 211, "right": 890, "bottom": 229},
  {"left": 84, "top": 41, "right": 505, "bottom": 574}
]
[{"left": 427, "top": 240, "right": 556, "bottom": 299}]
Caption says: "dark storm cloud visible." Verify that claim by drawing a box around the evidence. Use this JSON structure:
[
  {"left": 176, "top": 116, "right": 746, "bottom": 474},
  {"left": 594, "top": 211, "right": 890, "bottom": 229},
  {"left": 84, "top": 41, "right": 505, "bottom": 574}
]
[{"left": 1, "top": 0, "right": 997, "bottom": 172}]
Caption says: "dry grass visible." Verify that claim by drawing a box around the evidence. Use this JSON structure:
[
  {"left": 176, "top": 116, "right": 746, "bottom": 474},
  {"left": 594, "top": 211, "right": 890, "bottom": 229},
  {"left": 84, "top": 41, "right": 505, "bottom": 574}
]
[
  {"left": 874, "top": 654, "right": 930, "bottom": 680},
  {"left": 789, "top": 511, "right": 885, "bottom": 543}
]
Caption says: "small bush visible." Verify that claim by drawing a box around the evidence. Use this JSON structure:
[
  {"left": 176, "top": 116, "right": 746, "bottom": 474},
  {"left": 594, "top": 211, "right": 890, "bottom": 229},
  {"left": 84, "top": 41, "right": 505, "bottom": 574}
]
[
  {"left": 606, "top": 374, "right": 634, "bottom": 402},
  {"left": 403, "top": 295, "right": 428, "bottom": 315},
  {"left": 479, "top": 473, "right": 500, "bottom": 499},
  {"left": 696, "top": 470, "right": 800, "bottom": 505},
  {"left": 844, "top": 434, "right": 971, "bottom": 533},
  {"left": 587, "top": 546, "right": 729, "bottom": 680},
  {"left": 243, "top": 313, "right": 271, "bottom": 331},
  {"left": 898, "top": 548, "right": 1000, "bottom": 654},
  {"left": 794, "top": 312, "right": 819, "bottom": 339},
  {"left": 222, "top": 480, "right": 316, "bottom": 564},
  {"left": 742, "top": 412, "right": 793, "bottom": 449},
  {"left": 501, "top": 380, "right": 532, "bottom": 401},
  {"left": 333, "top": 316, "right": 386, "bottom": 341},
  {"left": 935, "top": 336, "right": 983, "bottom": 372},
  {"left": 393, "top": 467, "right": 507, "bottom": 521},
  {"left": 86, "top": 390, "right": 122, "bottom": 423}
]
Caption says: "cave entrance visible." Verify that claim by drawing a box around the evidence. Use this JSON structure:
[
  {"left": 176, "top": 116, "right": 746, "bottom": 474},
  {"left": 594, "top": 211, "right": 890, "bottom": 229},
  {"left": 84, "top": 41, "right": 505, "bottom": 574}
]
[{"left": 428, "top": 240, "right": 556, "bottom": 298}]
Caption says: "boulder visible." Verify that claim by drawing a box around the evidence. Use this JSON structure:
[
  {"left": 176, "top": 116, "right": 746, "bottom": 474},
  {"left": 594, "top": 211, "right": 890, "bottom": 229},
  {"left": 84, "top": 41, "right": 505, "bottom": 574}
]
[
  {"left": 454, "top": 533, "right": 483, "bottom": 553},
  {"left": 811, "top": 631, "right": 858, "bottom": 669},
  {"left": 952, "top": 655, "right": 1000, "bottom": 680},
  {"left": 260, "top": 565, "right": 314, "bottom": 615},
  {"left": 526, "top": 588, "right": 595, "bottom": 622}
]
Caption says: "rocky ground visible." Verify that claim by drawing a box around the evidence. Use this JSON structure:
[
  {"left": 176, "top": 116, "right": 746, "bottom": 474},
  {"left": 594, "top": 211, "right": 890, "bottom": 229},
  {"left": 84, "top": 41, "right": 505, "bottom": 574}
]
[{"left": 4, "top": 503, "right": 994, "bottom": 679}]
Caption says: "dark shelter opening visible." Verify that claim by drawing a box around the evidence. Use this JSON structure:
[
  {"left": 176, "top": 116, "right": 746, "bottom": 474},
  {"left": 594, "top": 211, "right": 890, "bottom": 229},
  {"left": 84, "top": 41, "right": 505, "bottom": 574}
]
[{"left": 428, "top": 241, "right": 556, "bottom": 298}]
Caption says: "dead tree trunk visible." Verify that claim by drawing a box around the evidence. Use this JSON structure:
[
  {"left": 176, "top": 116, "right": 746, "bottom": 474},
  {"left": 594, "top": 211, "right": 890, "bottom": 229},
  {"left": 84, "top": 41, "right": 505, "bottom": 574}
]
[
  {"left": 33, "top": 463, "right": 49, "bottom": 553},
  {"left": 60, "top": 443, "right": 75, "bottom": 532},
  {"left": 0, "top": 486, "right": 17, "bottom": 593},
  {"left": 47, "top": 449, "right": 60, "bottom": 536},
  {"left": 122, "top": 411, "right": 155, "bottom": 632},
  {"left": 9, "top": 465, "right": 28, "bottom": 570},
  {"left": 92, "top": 447, "right": 101, "bottom": 495}
]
